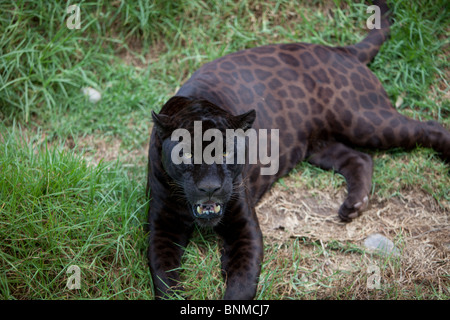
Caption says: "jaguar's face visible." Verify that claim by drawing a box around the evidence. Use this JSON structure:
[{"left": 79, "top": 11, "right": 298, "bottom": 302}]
[
  {"left": 161, "top": 138, "right": 239, "bottom": 227},
  {"left": 152, "top": 98, "right": 255, "bottom": 227}
]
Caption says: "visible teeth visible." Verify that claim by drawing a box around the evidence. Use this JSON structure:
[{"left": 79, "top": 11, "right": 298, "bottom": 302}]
[{"left": 195, "top": 203, "right": 222, "bottom": 216}]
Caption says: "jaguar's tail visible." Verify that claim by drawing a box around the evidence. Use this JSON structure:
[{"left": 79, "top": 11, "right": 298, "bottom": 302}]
[{"left": 344, "top": 0, "right": 391, "bottom": 65}]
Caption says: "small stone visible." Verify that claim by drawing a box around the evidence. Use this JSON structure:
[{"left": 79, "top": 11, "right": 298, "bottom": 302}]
[
  {"left": 81, "top": 87, "right": 101, "bottom": 103},
  {"left": 364, "top": 233, "right": 400, "bottom": 257},
  {"left": 444, "top": 242, "right": 450, "bottom": 251},
  {"left": 395, "top": 95, "right": 404, "bottom": 108}
]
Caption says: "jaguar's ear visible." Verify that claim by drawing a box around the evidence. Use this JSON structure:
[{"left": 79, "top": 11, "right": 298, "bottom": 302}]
[
  {"left": 234, "top": 109, "right": 256, "bottom": 130},
  {"left": 151, "top": 111, "right": 171, "bottom": 139}
]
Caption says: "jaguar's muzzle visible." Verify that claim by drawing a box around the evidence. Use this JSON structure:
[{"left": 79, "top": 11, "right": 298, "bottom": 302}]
[{"left": 192, "top": 200, "right": 224, "bottom": 226}]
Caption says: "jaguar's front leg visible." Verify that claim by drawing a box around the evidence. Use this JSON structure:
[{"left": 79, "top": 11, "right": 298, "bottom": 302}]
[
  {"left": 147, "top": 204, "right": 193, "bottom": 299},
  {"left": 215, "top": 199, "right": 264, "bottom": 300}
]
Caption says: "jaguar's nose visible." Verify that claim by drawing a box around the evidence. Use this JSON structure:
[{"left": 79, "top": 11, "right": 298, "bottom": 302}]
[{"left": 197, "top": 179, "right": 221, "bottom": 197}]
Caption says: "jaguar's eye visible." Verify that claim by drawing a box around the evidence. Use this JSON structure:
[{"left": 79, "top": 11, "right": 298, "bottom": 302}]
[{"left": 183, "top": 152, "right": 192, "bottom": 159}]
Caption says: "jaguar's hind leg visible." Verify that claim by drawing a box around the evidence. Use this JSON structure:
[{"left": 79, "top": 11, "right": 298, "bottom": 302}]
[
  {"left": 342, "top": 107, "right": 450, "bottom": 163},
  {"left": 422, "top": 120, "right": 450, "bottom": 163},
  {"left": 371, "top": 116, "right": 450, "bottom": 163},
  {"left": 392, "top": 118, "right": 450, "bottom": 163},
  {"left": 308, "top": 142, "right": 373, "bottom": 221}
]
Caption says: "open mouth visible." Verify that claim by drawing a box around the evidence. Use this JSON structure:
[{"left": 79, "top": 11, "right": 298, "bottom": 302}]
[{"left": 193, "top": 201, "right": 223, "bottom": 220}]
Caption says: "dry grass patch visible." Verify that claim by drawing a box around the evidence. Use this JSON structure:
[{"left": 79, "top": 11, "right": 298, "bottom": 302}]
[{"left": 256, "top": 176, "right": 449, "bottom": 299}]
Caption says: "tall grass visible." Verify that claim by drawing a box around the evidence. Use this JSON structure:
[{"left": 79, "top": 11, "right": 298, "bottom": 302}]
[{"left": 0, "top": 125, "right": 151, "bottom": 299}]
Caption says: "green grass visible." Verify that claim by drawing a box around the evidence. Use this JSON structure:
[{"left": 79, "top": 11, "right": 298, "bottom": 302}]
[
  {"left": 1, "top": 0, "right": 449, "bottom": 299},
  {"left": 0, "top": 125, "right": 151, "bottom": 299}
]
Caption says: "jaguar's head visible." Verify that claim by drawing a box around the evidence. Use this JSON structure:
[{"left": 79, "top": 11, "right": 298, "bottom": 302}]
[{"left": 152, "top": 97, "right": 256, "bottom": 227}]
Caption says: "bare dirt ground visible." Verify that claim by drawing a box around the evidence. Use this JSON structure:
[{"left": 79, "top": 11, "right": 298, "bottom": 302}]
[{"left": 256, "top": 177, "right": 449, "bottom": 298}]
